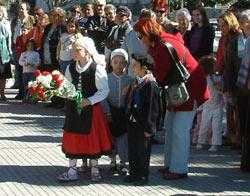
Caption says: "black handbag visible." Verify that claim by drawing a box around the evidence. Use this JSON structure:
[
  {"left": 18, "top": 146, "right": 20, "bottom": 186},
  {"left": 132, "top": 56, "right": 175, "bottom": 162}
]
[{"left": 160, "top": 40, "right": 190, "bottom": 106}]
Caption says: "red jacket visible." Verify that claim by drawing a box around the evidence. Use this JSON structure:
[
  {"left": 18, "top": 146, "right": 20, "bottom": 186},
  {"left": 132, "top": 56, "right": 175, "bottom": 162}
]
[
  {"left": 148, "top": 32, "right": 210, "bottom": 111},
  {"left": 16, "top": 35, "right": 27, "bottom": 61},
  {"left": 216, "top": 36, "right": 224, "bottom": 73}
]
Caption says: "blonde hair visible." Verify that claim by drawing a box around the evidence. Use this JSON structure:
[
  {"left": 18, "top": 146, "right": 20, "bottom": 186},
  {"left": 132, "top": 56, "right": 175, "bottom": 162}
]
[
  {"left": 51, "top": 7, "right": 66, "bottom": 22},
  {"left": 219, "top": 11, "right": 241, "bottom": 36},
  {"left": 0, "top": 6, "right": 8, "bottom": 19}
]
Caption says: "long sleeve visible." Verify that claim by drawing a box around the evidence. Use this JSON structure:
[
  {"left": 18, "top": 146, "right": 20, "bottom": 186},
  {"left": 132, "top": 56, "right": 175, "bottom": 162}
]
[
  {"left": 18, "top": 52, "right": 25, "bottom": 66},
  {"left": 30, "top": 52, "right": 40, "bottom": 67},
  {"left": 88, "top": 64, "right": 110, "bottom": 104}
]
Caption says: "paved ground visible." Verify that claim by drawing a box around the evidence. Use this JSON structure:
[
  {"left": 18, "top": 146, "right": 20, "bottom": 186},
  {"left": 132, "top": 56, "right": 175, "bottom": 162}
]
[{"left": 0, "top": 88, "right": 250, "bottom": 196}]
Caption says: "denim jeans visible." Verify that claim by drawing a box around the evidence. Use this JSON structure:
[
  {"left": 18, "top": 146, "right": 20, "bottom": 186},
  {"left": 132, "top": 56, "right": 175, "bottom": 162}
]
[
  {"left": 164, "top": 109, "right": 196, "bottom": 174},
  {"left": 23, "top": 72, "right": 35, "bottom": 101}
]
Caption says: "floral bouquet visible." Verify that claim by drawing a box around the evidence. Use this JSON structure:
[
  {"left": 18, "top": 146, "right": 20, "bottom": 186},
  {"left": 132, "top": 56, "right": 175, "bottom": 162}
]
[{"left": 28, "top": 70, "right": 83, "bottom": 114}]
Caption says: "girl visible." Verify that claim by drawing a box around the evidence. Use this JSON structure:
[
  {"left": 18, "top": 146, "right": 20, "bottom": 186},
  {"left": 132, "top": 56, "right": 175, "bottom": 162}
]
[
  {"left": 57, "top": 35, "right": 112, "bottom": 182},
  {"left": 57, "top": 18, "right": 81, "bottom": 74},
  {"left": 196, "top": 55, "right": 223, "bottom": 152},
  {"left": 124, "top": 53, "right": 161, "bottom": 186},
  {"left": 19, "top": 39, "right": 40, "bottom": 102}
]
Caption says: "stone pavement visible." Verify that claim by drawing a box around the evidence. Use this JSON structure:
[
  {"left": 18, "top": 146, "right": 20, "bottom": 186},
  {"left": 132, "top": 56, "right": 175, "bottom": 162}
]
[{"left": 0, "top": 88, "right": 250, "bottom": 196}]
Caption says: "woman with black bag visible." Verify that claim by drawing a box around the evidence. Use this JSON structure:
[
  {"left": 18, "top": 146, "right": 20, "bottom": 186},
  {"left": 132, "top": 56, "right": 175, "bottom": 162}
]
[{"left": 133, "top": 18, "right": 210, "bottom": 180}]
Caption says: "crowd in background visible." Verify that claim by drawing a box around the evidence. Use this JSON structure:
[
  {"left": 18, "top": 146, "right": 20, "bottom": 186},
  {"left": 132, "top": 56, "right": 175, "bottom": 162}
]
[{"left": 0, "top": 0, "right": 250, "bottom": 184}]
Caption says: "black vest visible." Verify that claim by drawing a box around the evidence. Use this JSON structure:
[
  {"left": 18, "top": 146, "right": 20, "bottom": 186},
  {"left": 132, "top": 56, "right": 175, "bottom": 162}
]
[{"left": 63, "top": 62, "right": 97, "bottom": 134}]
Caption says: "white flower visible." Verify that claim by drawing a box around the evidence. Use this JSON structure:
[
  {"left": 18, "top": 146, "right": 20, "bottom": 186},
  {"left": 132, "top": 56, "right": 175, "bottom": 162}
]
[
  {"left": 40, "top": 75, "right": 52, "bottom": 88},
  {"left": 52, "top": 70, "right": 61, "bottom": 75},
  {"left": 28, "top": 81, "right": 38, "bottom": 88},
  {"left": 36, "top": 75, "right": 42, "bottom": 83}
]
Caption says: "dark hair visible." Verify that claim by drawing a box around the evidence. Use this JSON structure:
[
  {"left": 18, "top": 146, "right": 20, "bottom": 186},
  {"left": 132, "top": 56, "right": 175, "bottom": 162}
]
[
  {"left": 131, "top": 53, "right": 154, "bottom": 71},
  {"left": 66, "top": 17, "right": 80, "bottom": 33},
  {"left": 139, "top": 8, "right": 156, "bottom": 19},
  {"left": 71, "top": 5, "right": 81, "bottom": 12},
  {"left": 83, "top": 2, "right": 93, "bottom": 9},
  {"left": 116, "top": 6, "right": 130, "bottom": 17},
  {"left": 198, "top": 55, "right": 217, "bottom": 74},
  {"left": 192, "top": 6, "right": 209, "bottom": 26},
  {"left": 25, "top": 39, "right": 37, "bottom": 51}
]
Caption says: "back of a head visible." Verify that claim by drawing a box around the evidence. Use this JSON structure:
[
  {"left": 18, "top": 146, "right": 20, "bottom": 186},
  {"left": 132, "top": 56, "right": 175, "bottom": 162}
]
[{"left": 139, "top": 8, "right": 156, "bottom": 20}]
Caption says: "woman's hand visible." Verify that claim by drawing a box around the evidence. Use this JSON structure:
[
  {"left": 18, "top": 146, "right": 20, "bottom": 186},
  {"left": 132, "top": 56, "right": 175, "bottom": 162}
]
[
  {"left": 144, "top": 132, "right": 153, "bottom": 138},
  {"left": 80, "top": 98, "right": 91, "bottom": 108}
]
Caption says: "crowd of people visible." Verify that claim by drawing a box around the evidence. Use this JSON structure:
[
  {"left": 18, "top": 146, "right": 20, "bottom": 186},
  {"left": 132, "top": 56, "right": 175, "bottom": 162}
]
[{"left": 0, "top": 0, "right": 250, "bottom": 185}]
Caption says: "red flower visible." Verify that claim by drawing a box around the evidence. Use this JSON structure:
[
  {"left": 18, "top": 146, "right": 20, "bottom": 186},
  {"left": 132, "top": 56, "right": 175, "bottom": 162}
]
[
  {"left": 28, "top": 87, "right": 36, "bottom": 94},
  {"left": 35, "top": 69, "right": 41, "bottom": 77},
  {"left": 53, "top": 74, "right": 60, "bottom": 81},
  {"left": 38, "top": 91, "right": 45, "bottom": 100},
  {"left": 37, "top": 84, "right": 43, "bottom": 93},
  {"left": 56, "top": 79, "right": 63, "bottom": 88},
  {"left": 42, "top": 71, "right": 51, "bottom": 76}
]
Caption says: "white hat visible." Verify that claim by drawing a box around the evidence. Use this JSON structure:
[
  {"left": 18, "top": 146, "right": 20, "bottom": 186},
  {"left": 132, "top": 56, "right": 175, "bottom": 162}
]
[
  {"left": 73, "top": 35, "right": 106, "bottom": 66},
  {"left": 110, "top": 48, "right": 128, "bottom": 62}
]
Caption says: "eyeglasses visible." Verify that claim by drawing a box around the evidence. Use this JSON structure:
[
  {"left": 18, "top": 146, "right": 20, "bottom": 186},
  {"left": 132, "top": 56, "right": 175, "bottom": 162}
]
[
  {"left": 154, "top": 9, "right": 166, "bottom": 14},
  {"left": 34, "top": 12, "right": 43, "bottom": 16},
  {"left": 137, "top": 34, "right": 143, "bottom": 40},
  {"left": 72, "top": 10, "right": 81, "bottom": 14}
]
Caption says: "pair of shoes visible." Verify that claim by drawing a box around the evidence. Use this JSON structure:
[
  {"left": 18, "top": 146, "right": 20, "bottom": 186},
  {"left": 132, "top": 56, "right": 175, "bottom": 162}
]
[
  {"left": 109, "top": 161, "right": 118, "bottom": 172},
  {"left": 123, "top": 175, "right": 138, "bottom": 183},
  {"left": 196, "top": 143, "right": 205, "bottom": 150},
  {"left": 208, "top": 145, "right": 219, "bottom": 152},
  {"left": 0, "top": 94, "right": 7, "bottom": 102},
  {"left": 77, "top": 165, "right": 89, "bottom": 173},
  {"left": 118, "top": 165, "right": 129, "bottom": 176},
  {"left": 133, "top": 177, "right": 148, "bottom": 186},
  {"left": 15, "top": 94, "right": 23, "bottom": 100},
  {"left": 158, "top": 167, "right": 169, "bottom": 174},
  {"left": 163, "top": 172, "right": 188, "bottom": 180},
  {"left": 57, "top": 169, "right": 78, "bottom": 182},
  {"left": 91, "top": 167, "right": 101, "bottom": 182}
]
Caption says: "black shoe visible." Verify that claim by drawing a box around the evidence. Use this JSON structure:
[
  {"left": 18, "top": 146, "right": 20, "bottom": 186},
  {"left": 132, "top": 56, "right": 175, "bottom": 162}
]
[
  {"left": 15, "top": 94, "right": 23, "bottom": 100},
  {"left": 0, "top": 94, "right": 7, "bottom": 102},
  {"left": 118, "top": 165, "right": 129, "bottom": 176},
  {"left": 109, "top": 161, "right": 118, "bottom": 172},
  {"left": 133, "top": 177, "right": 148, "bottom": 186},
  {"left": 123, "top": 175, "right": 138, "bottom": 183}
]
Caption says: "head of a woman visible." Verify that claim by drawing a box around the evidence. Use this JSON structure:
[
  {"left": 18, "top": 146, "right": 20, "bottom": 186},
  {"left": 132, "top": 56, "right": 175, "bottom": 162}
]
[
  {"left": 192, "top": 6, "right": 209, "bottom": 27},
  {"left": 151, "top": 0, "right": 168, "bottom": 25},
  {"left": 0, "top": 6, "right": 7, "bottom": 21},
  {"left": 133, "top": 17, "right": 163, "bottom": 48},
  {"left": 50, "top": 7, "right": 66, "bottom": 26},
  {"left": 176, "top": 8, "right": 191, "bottom": 33},
  {"left": 239, "top": 9, "right": 250, "bottom": 37},
  {"left": 37, "top": 13, "right": 49, "bottom": 28},
  {"left": 218, "top": 11, "right": 240, "bottom": 37}
]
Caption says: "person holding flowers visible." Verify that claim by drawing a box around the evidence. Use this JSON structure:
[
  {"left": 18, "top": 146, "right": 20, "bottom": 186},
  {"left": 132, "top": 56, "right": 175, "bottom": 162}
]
[{"left": 57, "top": 35, "right": 112, "bottom": 182}]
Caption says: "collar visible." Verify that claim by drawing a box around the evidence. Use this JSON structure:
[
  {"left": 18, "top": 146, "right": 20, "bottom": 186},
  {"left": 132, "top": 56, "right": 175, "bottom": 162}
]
[
  {"left": 136, "top": 73, "right": 155, "bottom": 85},
  {"left": 76, "top": 58, "right": 93, "bottom": 73},
  {"left": 112, "top": 72, "right": 125, "bottom": 79}
]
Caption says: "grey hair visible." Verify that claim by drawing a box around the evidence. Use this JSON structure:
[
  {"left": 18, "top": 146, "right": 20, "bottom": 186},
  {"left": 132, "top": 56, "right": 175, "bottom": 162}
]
[
  {"left": 104, "top": 4, "right": 116, "bottom": 11},
  {"left": 0, "top": 6, "right": 8, "bottom": 19},
  {"left": 139, "top": 8, "right": 156, "bottom": 20},
  {"left": 239, "top": 9, "right": 250, "bottom": 23},
  {"left": 175, "top": 8, "right": 191, "bottom": 22}
]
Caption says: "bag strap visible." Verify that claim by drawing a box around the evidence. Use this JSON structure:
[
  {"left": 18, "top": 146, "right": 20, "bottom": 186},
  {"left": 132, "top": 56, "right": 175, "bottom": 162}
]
[{"left": 160, "top": 40, "right": 186, "bottom": 65}]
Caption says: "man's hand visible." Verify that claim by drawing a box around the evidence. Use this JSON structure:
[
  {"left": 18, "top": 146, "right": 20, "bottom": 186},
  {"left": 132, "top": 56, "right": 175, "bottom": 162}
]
[{"left": 80, "top": 99, "right": 91, "bottom": 108}]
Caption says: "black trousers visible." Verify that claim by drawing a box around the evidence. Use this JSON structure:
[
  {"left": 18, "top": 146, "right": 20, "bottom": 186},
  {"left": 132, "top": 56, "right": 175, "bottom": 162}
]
[
  {"left": 236, "top": 96, "right": 250, "bottom": 171},
  {"left": 128, "top": 122, "right": 152, "bottom": 179}
]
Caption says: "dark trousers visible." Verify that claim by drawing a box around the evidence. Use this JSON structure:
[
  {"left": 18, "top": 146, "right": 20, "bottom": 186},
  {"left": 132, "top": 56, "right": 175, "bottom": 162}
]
[
  {"left": 236, "top": 96, "right": 250, "bottom": 171},
  {"left": 128, "top": 122, "right": 152, "bottom": 179}
]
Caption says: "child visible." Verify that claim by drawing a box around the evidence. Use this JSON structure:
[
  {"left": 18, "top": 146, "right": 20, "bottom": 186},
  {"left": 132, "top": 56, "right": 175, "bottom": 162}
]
[
  {"left": 124, "top": 53, "right": 161, "bottom": 186},
  {"left": 57, "top": 35, "right": 112, "bottom": 182},
  {"left": 57, "top": 18, "right": 81, "bottom": 74},
  {"left": 196, "top": 55, "right": 223, "bottom": 152},
  {"left": 19, "top": 39, "right": 40, "bottom": 102},
  {"left": 15, "top": 23, "right": 32, "bottom": 100},
  {"left": 103, "top": 48, "right": 133, "bottom": 175}
]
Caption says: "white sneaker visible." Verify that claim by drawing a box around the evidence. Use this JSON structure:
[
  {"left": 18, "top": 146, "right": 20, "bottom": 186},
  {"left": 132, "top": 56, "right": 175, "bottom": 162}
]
[
  {"left": 57, "top": 169, "right": 78, "bottom": 182},
  {"left": 209, "top": 145, "right": 219, "bottom": 152},
  {"left": 196, "top": 143, "right": 204, "bottom": 150}
]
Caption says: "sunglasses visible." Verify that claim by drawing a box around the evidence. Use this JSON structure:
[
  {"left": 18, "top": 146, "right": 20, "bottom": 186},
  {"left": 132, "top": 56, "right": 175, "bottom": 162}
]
[
  {"left": 137, "top": 34, "right": 143, "bottom": 40},
  {"left": 34, "top": 12, "right": 43, "bottom": 16},
  {"left": 154, "top": 9, "right": 166, "bottom": 14},
  {"left": 72, "top": 10, "right": 81, "bottom": 14}
]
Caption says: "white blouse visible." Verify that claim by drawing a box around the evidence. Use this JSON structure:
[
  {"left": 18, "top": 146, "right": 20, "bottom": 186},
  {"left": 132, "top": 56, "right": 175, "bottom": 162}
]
[{"left": 65, "top": 59, "right": 109, "bottom": 105}]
